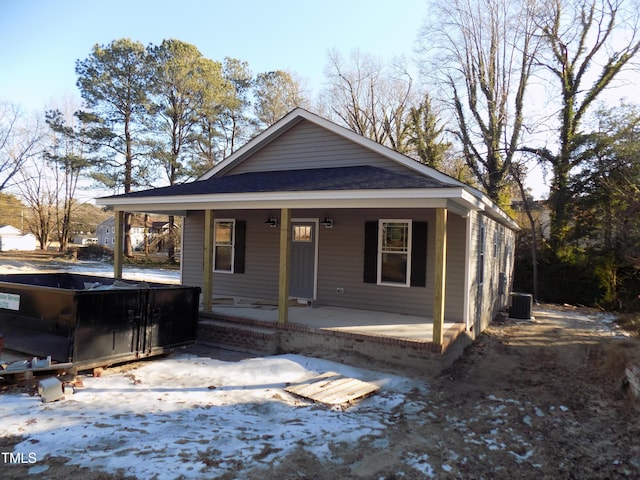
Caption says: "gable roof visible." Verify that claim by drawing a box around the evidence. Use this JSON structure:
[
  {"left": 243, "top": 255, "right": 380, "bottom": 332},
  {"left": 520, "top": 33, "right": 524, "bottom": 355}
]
[
  {"left": 0, "top": 225, "right": 22, "bottom": 235},
  {"left": 200, "top": 108, "right": 465, "bottom": 188},
  {"left": 96, "top": 108, "right": 518, "bottom": 230}
]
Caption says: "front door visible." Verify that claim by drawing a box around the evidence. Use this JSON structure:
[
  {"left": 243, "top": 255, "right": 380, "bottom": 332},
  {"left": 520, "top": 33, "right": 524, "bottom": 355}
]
[{"left": 290, "top": 221, "right": 317, "bottom": 299}]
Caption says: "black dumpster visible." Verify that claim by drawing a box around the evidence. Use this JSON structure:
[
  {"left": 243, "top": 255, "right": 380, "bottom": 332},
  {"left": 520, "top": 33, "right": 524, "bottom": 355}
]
[
  {"left": 509, "top": 292, "right": 533, "bottom": 319},
  {"left": 0, "top": 273, "right": 200, "bottom": 368}
]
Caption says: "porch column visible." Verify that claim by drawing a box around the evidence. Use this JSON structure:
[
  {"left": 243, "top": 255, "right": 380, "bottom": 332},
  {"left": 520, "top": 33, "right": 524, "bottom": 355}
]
[
  {"left": 203, "top": 209, "right": 214, "bottom": 313},
  {"left": 433, "top": 207, "right": 448, "bottom": 345},
  {"left": 113, "top": 210, "right": 124, "bottom": 280},
  {"left": 278, "top": 208, "right": 292, "bottom": 323}
]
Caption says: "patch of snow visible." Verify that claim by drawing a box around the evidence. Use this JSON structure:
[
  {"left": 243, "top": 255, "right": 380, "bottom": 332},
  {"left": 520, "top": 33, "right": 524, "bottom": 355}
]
[
  {"left": 510, "top": 449, "right": 535, "bottom": 463},
  {"left": 1, "top": 353, "right": 426, "bottom": 479},
  {"left": 0, "top": 259, "right": 180, "bottom": 284},
  {"left": 405, "top": 452, "right": 435, "bottom": 477},
  {"left": 484, "top": 438, "right": 505, "bottom": 451}
]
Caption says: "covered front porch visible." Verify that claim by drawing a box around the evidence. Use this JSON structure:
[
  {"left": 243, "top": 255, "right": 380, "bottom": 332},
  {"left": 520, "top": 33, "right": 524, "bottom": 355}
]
[{"left": 110, "top": 204, "right": 461, "bottom": 347}]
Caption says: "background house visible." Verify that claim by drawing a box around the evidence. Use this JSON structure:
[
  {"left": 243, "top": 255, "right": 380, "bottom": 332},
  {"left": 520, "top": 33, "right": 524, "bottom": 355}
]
[
  {"left": 96, "top": 216, "right": 146, "bottom": 250},
  {"left": 72, "top": 234, "right": 98, "bottom": 245},
  {"left": 0, "top": 225, "right": 36, "bottom": 251}
]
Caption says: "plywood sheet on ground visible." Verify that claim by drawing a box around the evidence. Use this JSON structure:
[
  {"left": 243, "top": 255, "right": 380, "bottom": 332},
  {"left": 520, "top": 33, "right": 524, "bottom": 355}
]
[{"left": 285, "top": 371, "right": 380, "bottom": 406}]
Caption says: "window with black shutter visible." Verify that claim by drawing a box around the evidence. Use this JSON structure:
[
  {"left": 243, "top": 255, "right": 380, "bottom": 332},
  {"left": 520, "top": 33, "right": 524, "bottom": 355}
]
[
  {"left": 213, "top": 219, "right": 246, "bottom": 274},
  {"left": 363, "top": 220, "right": 427, "bottom": 287}
]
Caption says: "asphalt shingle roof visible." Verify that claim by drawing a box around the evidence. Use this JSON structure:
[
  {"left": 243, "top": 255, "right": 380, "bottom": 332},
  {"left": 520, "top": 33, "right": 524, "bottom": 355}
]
[{"left": 106, "top": 165, "right": 449, "bottom": 199}]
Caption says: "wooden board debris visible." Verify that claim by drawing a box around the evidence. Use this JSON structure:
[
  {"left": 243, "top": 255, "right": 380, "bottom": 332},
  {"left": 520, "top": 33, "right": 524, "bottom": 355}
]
[
  {"left": 0, "top": 361, "right": 75, "bottom": 380},
  {"left": 285, "top": 371, "right": 380, "bottom": 407}
]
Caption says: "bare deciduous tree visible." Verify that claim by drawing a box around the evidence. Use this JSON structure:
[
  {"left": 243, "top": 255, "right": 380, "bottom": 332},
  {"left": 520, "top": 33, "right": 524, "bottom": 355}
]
[
  {"left": 522, "top": 0, "right": 640, "bottom": 249},
  {"left": 254, "top": 70, "right": 309, "bottom": 127},
  {"left": 45, "top": 104, "right": 89, "bottom": 252},
  {"left": 419, "top": 0, "right": 539, "bottom": 208},
  {"left": 320, "top": 49, "right": 415, "bottom": 150},
  {"left": 17, "top": 157, "right": 57, "bottom": 250},
  {"left": 0, "top": 101, "right": 42, "bottom": 192}
]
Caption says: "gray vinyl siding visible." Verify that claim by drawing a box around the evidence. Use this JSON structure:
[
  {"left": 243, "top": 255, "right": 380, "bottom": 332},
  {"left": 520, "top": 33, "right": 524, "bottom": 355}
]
[
  {"left": 183, "top": 208, "right": 470, "bottom": 319},
  {"left": 182, "top": 210, "right": 280, "bottom": 301},
  {"left": 315, "top": 208, "right": 466, "bottom": 320},
  {"left": 181, "top": 211, "right": 205, "bottom": 289},
  {"left": 228, "top": 120, "right": 420, "bottom": 176},
  {"left": 467, "top": 210, "right": 516, "bottom": 336},
  {"left": 444, "top": 213, "right": 467, "bottom": 322}
]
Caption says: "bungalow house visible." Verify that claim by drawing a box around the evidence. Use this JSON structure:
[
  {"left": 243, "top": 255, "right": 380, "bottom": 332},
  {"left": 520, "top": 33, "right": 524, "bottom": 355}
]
[{"left": 96, "top": 108, "right": 518, "bottom": 361}]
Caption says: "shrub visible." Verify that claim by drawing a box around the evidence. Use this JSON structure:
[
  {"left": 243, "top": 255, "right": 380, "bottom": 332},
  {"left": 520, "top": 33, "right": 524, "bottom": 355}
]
[{"left": 76, "top": 244, "right": 114, "bottom": 262}]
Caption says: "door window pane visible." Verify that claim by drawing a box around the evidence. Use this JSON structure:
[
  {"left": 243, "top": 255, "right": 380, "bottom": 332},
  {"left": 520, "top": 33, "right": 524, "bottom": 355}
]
[{"left": 293, "top": 225, "right": 312, "bottom": 242}]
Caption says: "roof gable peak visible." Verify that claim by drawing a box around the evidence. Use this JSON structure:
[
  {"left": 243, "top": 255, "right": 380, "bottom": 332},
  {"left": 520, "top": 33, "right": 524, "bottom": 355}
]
[{"left": 199, "top": 108, "right": 462, "bottom": 188}]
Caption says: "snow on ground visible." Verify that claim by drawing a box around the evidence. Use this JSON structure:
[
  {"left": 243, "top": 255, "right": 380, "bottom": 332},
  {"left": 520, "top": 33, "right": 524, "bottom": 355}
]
[
  {"left": 0, "top": 258, "right": 180, "bottom": 284},
  {"left": 0, "top": 259, "right": 430, "bottom": 476},
  {"left": 1, "top": 353, "right": 428, "bottom": 479}
]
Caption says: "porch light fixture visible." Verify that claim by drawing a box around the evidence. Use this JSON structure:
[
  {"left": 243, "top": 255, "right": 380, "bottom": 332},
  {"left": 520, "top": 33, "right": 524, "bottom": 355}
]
[
  {"left": 265, "top": 215, "right": 278, "bottom": 228},
  {"left": 320, "top": 217, "right": 333, "bottom": 228}
]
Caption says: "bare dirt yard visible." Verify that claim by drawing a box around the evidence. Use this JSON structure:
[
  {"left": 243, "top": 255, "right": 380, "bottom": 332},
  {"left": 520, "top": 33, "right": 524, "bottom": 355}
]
[
  {"left": 1, "top": 253, "right": 639, "bottom": 479},
  {"left": 263, "top": 305, "right": 640, "bottom": 480},
  {"left": 2, "top": 305, "right": 638, "bottom": 479}
]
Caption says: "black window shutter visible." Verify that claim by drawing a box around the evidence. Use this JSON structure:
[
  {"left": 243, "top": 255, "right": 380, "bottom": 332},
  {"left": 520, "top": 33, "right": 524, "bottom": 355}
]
[
  {"left": 363, "top": 221, "right": 378, "bottom": 283},
  {"left": 411, "top": 221, "right": 427, "bottom": 287},
  {"left": 234, "top": 220, "right": 246, "bottom": 274}
]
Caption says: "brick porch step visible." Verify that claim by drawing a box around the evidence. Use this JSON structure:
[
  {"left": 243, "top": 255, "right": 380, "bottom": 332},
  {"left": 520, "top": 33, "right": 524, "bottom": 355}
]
[{"left": 198, "top": 318, "right": 280, "bottom": 355}]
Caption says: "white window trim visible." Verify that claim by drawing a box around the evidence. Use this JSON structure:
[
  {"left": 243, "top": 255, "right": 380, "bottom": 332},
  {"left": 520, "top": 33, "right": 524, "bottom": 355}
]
[
  {"left": 213, "top": 218, "right": 235, "bottom": 274},
  {"left": 377, "top": 219, "right": 412, "bottom": 288}
]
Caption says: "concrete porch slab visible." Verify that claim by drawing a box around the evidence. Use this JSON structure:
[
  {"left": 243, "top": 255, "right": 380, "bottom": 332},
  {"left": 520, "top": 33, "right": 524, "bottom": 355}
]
[
  {"left": 206, "top": 301, "right": 467, "bottom": 353},
  {"left": 211, "top": 303, "right": 465, "bottom": 343}
]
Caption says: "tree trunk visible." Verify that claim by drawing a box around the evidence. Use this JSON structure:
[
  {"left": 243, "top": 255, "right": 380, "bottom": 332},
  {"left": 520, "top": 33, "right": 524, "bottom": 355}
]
[
  {"left": 512, "top": 166, "right": 538, "bottom": 301},
  {"left": 167, "top": 215, "right": 176, "bottom": 264},
  {"left": 548, "top": 160, "right": 571, "bottom": 251},
  {"left": 123, "top": 212, "right": 133, "bottom": 257}
]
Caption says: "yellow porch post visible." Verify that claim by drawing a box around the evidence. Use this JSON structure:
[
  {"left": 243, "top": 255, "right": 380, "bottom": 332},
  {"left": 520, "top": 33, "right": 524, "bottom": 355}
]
[
  {"left": 278, "top": 208, "right": 292, "bottom": 323},
  {"left": 433, "top": 207, "right": 448, "bottom": 345},
  {"left": 113, "top": 210, "right": 124, "bottom": 280},
  {"left": 203, "top": 209, "right": 214, "bottom": 313}
]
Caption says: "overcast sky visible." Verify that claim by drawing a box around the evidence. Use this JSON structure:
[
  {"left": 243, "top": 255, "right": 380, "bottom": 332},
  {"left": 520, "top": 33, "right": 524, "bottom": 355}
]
[{"left": 0, "top": 0, "right": 427, "bottom": 112}]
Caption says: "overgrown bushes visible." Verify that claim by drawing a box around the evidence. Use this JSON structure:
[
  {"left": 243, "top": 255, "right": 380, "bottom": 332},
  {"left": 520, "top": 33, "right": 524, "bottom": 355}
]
[
  {"left": 73, "top": 244, "right": 114, "bottom": 262},
  {"left": 514, "top": 246, "right": 640, "bottom": 312}
]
